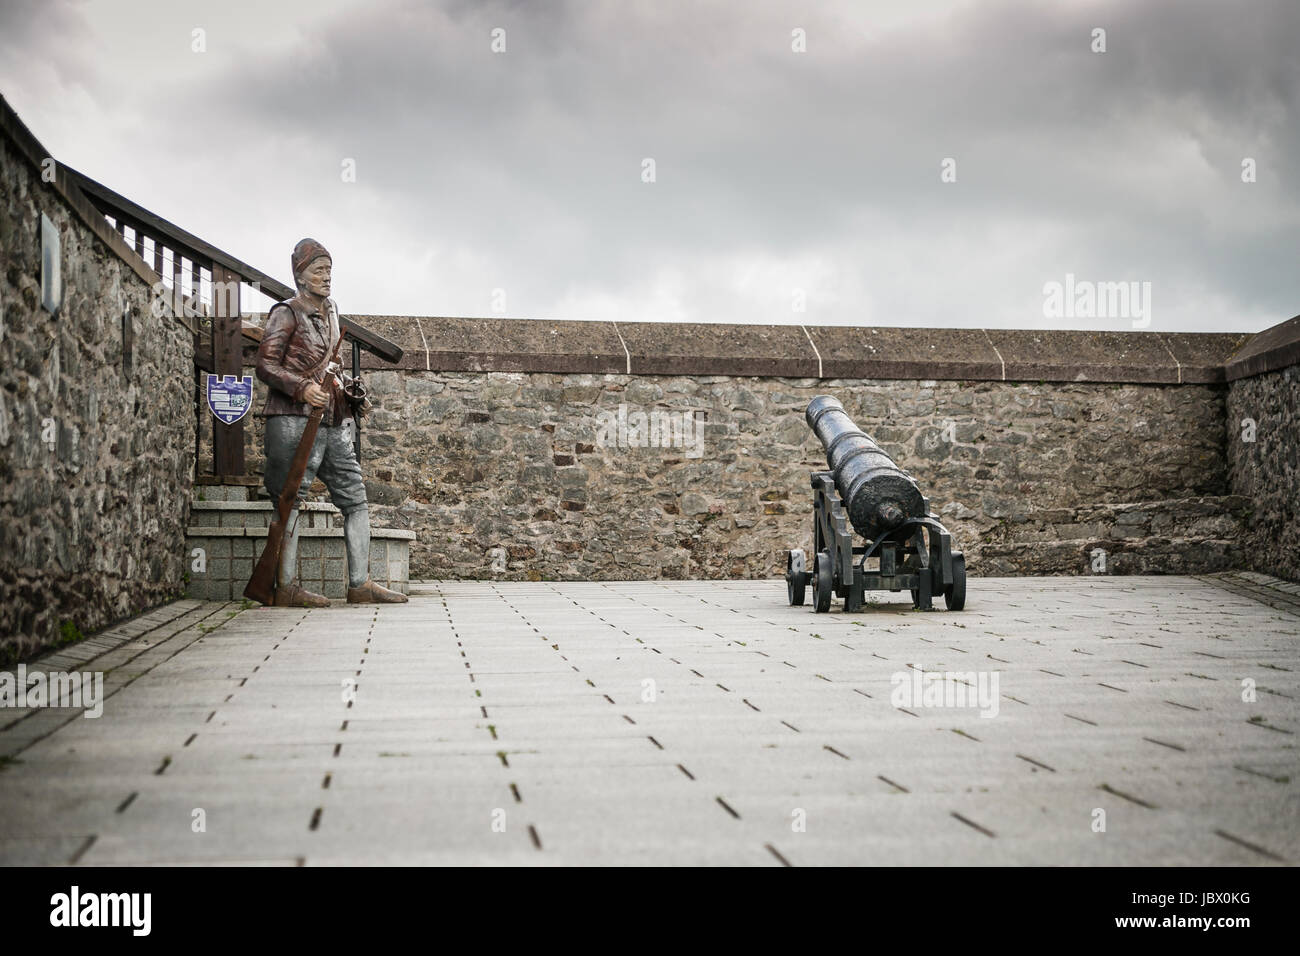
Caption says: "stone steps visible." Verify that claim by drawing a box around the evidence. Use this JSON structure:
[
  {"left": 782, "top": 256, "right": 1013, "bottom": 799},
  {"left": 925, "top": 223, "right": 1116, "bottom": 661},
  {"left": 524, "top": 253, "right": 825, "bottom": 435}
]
[
  {"left": 184, "top": 488, "right": 415, "bottom": 600},
  {"left": 971, "top": 495, "right": 1248, "bottom": 575},
  {"left": 978, "top": 534, "right": 1240, "bottom": 576}
]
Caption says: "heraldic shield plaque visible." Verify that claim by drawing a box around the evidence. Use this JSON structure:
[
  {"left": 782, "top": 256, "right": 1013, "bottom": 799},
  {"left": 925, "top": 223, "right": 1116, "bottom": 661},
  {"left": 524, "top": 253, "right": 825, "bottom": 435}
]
[{"left": 206, "top": 373, "right": 254, "bottom": 426}]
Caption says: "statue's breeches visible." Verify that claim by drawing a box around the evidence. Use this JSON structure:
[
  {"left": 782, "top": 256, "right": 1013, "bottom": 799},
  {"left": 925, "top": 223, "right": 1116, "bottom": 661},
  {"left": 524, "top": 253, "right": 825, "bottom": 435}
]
[{"left": 264, "top": 415, "right": 370, "bottom": 587}]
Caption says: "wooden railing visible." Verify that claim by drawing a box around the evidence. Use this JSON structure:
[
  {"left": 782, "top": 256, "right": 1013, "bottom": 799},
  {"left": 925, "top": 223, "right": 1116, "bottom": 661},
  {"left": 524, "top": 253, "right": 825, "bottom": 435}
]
[{"left": 62, "top": 167, "right": 402, "bottom": 480}]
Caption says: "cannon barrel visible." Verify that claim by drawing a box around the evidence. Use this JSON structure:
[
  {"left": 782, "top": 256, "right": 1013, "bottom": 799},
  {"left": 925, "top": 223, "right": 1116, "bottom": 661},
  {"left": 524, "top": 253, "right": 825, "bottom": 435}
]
[{"left": 805, "top": 395, "right": 925, "bottom": 540}]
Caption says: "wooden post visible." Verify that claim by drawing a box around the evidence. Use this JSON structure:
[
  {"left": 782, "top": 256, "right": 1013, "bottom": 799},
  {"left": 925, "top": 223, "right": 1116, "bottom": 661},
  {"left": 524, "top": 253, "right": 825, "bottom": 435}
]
[
  {"left": 172, "top": 250, "right": 199, "bottom": 479},
  {"left": 210, "top": 263, "right": 244, "bottom": 477}
]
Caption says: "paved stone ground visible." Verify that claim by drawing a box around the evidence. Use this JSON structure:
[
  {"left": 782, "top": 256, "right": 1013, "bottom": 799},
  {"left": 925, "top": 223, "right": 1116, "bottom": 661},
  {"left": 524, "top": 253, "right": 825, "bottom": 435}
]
[{"left": 1, "top": 574, "right": 1296, "bottom": 866}]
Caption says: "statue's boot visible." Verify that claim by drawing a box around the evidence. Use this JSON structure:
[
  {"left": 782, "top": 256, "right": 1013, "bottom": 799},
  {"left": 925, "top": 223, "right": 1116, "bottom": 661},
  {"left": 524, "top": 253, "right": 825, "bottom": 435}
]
[
  {"left": 347, "top": 580, "right": 409, "bottom": 604},
  {"left": 341, "top": 507, "right": 408, "bottom": 603},
  {"left": 274, "top": 506, "right": 330, "bottom": 607},
  {"left": 275, "top": 584, "right": 331, "bottom": 608}
]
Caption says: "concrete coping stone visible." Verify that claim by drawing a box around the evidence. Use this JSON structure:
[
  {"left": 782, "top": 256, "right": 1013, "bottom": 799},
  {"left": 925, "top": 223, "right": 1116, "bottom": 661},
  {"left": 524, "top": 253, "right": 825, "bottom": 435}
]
[
  {"left": 191, "top": 500, "right": 340, "bottom": 512},
  {"left": 239, "top": 312, "right": 1297, "bottom": 384},
  {"left": 187, "top": 526, "right": 416, "bottom": 540},
  {"left": 1223, "top": 313, "right": 1300, "bottom": 381}
]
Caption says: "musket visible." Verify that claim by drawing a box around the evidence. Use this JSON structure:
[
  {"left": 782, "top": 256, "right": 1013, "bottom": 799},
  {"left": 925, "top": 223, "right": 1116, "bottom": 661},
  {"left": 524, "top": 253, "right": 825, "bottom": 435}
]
[{"left": 244, "top": 326, "right": 348, "bottom": 605}]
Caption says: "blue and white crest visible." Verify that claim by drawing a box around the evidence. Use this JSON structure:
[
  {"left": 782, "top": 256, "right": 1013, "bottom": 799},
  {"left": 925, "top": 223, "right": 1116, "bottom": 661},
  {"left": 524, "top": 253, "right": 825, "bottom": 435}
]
[{"left": 206, "top": 374, "right": 254, "bottom": 425}]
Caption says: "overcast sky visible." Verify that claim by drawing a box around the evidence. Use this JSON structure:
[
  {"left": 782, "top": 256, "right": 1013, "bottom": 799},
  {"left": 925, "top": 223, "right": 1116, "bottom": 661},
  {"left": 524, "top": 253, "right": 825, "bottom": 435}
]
[{"left": 1, "top": 0, "right": 1296, "bottom": 331}]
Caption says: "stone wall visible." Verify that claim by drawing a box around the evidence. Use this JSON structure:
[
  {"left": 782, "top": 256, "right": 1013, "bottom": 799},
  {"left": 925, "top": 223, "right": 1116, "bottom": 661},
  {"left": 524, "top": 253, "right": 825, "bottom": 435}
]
[
  {"left": 0, "top": 109, "right": 194, "bottom": 660},
  {"left": 217, "top": 358, "right": 1246, "bottom": 581},
  {"left": 1227, "top": 362, "right": 1299, "bottom": 582}
]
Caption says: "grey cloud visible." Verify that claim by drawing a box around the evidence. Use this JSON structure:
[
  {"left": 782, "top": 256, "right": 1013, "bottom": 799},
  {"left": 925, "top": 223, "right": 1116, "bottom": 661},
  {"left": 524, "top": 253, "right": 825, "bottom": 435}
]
[{"left": 2, "top": 0, "right": 1296, "bottom": 330}]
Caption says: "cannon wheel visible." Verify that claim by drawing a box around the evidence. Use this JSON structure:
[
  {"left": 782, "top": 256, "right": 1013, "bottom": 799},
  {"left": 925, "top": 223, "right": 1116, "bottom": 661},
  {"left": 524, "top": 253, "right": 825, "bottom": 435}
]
[
  {"left": 814, "top": 550, "right": 833, "bottom": 613},
  {"left": 909, "top": 529, "right": 926, "bottom": 608},
  {"left": 786, "top": 549, "right": 808, "bottom": 606},
  {"left": 945, "top": 553, "right": 967, "bottom": 611}
]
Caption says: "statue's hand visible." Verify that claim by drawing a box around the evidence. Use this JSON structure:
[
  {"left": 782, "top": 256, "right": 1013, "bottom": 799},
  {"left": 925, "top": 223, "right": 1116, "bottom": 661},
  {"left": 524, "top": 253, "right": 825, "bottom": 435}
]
[{"left": 301, "top": 382, "right": 329, "bottom": 408}]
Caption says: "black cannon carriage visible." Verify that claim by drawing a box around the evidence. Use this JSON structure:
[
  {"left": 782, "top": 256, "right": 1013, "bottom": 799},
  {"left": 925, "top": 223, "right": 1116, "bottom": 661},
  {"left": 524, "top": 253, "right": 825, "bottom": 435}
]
[{"left": 786, "top": 395, "right": 967, "bottom": 613}]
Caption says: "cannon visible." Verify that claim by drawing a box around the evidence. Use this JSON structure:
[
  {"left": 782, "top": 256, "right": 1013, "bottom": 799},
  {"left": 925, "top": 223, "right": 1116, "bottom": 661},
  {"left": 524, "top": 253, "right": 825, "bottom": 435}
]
[{"left": 785, "top": 395, "right": 966, "bottom": 613}]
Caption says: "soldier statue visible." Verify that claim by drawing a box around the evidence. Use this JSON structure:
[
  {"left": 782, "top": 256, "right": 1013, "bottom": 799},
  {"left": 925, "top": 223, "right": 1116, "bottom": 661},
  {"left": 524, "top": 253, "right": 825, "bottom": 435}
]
[{"left": 255, "top": 238, "right": 407, "bottom": 606}]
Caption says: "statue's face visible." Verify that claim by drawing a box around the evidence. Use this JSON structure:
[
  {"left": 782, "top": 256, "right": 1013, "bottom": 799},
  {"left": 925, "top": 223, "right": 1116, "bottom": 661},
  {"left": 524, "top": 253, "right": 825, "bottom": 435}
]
[{"left": 297, "top": 256, "right": 332, "bottom": 297}]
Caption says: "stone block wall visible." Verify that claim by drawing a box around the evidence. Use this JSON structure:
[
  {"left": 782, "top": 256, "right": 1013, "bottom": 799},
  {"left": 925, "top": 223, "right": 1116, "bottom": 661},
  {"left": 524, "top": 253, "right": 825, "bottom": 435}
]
[
  {"left": 184, "top": 493, "right": 413, "bottom": 600},
  {"left": 1227, "top": 362, "right": 1299, "bottom": 582},
  {"left": 208, "top": 312, "right": 1297, "bottom": 588},
  {"left": 0, "top": 104, "right": 194, "bottom": 660},
  {"left": 359, "top": 372, "right": 1242, "bottom": 580},
  {"left": 215, "top": 350, "right": 1248, "bottom": 581}
]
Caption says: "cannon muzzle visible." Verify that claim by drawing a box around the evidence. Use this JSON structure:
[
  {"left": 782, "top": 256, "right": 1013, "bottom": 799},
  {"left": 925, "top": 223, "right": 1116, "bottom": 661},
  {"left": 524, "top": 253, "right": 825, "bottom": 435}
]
[{"left": 805, "top": 395, "right": 925, "bottom": 540}]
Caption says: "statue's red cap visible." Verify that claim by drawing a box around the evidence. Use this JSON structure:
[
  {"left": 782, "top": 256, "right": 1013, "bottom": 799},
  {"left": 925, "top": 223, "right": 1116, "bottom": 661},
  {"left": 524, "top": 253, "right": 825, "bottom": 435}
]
[{"left": 291, "top": 238, "right": 331, "bottom": 279}]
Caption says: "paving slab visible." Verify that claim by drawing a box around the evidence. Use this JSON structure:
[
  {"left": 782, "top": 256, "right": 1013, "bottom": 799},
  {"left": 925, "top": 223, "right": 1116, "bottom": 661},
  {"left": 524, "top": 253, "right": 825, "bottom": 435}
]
[{"left": 0, "top": 575, "right": 1295, "bottom": 865}]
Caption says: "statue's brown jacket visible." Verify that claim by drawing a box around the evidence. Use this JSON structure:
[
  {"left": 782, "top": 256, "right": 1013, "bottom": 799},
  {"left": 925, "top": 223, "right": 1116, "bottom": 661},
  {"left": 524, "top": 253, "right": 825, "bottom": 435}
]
[{"left": 255, "top": 293, "right": 346, "bottom": 426}]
